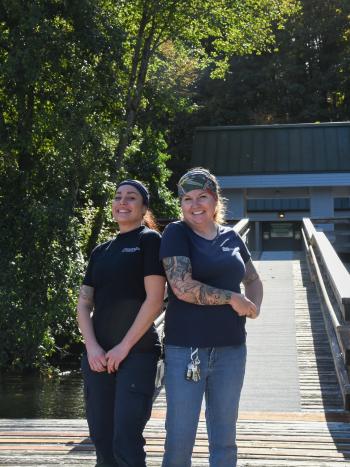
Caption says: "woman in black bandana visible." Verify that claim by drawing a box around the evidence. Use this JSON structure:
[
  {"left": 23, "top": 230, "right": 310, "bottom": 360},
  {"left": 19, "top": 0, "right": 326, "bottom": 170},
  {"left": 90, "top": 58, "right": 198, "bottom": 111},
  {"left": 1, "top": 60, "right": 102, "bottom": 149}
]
[
  {"left": 160, "top": 168, "right": 263, "bottom": 467},
  {"left": 77, "top": 180, "right": 166, "bottom": 467}
]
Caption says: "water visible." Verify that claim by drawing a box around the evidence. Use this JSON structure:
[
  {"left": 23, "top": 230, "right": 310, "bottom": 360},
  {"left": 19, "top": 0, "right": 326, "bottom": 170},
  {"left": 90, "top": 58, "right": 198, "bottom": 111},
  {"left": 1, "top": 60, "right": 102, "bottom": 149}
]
[{"left": 0, "top": 371, "right": 85, "bottom": 418}]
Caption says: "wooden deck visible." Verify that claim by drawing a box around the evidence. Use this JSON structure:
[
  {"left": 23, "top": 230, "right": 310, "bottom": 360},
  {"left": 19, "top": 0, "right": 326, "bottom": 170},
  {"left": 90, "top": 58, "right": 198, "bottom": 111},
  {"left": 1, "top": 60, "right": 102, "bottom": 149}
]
[
  {"left": 1, "top": 254, "right": 350, "bottom": 466},
  {"left": 1, "top": 411, "right": 350, "bottom": 466}
]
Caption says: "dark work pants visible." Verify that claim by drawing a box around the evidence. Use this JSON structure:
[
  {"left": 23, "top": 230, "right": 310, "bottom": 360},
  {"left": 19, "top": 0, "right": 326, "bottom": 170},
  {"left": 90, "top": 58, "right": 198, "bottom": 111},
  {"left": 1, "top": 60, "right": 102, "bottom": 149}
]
[{"left": 82, "top": 352, "right": 158, "bottom": 467}]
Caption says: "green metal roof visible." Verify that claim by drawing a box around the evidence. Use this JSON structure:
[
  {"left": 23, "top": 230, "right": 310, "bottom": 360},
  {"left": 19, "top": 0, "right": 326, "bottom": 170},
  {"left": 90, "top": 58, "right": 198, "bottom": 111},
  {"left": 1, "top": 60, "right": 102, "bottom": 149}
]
[{"left": 192, "top": 122, "right": 350, "bottom": 175}]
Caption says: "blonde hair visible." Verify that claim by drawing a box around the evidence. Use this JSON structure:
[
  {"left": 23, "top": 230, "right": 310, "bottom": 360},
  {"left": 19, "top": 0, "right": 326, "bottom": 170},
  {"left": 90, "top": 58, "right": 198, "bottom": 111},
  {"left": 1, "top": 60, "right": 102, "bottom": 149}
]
[{"left": 214, "top": 195, "right": 227, "bottom": 224}]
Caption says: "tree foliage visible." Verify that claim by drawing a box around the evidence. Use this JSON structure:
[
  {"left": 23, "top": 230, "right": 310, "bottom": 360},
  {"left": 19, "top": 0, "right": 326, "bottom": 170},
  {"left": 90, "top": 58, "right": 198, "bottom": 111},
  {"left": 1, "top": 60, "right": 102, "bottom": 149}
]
[
  {"left": 0, "top": 0, "right": 125, "bottom": 370},
  {"left": 185, "top": 0, "right": 350, "bottom": 126},
  {"left": 112, "top": 0, "right": 300, "bottom": 171},
  {"left": 164, "top": 0, "right": 350, "bottom": 188},
  {"left": 0, "top": 0, "right": 299, "bottom": 371}
]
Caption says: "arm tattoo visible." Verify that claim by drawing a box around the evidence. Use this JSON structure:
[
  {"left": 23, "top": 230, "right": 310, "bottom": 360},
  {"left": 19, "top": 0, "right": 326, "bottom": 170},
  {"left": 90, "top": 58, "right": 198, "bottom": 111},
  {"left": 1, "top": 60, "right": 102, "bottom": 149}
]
[
  {"left": 163, "top": 256, "right": 232, "bottom": 305},
  {"left": 79, "top": 285, "right": 94, "bottom": 305},
  {"left": 242, "top": 260, "right": 259, "bottom": 286}
]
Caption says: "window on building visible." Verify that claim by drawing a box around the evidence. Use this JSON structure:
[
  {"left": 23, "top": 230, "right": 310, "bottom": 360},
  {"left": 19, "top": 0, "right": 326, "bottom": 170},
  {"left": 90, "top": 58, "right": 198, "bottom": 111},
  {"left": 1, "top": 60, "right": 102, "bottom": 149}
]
[
  {"left": 334, "top": 198, "right": 350, "bottom": 210},
  {"left": 247, "top": 198, "right": 310, "bottom": 212},
  {"left": 270, "top": 223, "right": 294, "bottom": 238}
]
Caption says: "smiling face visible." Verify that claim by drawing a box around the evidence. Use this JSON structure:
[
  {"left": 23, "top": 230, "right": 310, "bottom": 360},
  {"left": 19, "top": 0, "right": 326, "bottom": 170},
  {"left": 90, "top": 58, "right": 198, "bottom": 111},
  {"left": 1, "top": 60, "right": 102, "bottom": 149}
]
[
  {"left": 112, "top": 184, "right": 146, "bottom": 230},
  {"left": 180, "top": 189, "right": 217, "bottom": 229}
]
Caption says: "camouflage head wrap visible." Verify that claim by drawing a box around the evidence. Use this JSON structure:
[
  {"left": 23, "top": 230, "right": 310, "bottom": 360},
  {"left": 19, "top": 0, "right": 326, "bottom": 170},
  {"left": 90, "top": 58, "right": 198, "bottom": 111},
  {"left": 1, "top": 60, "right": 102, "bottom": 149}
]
[{"left": 177, "top": 169, "right": 217, "bottom": 197}]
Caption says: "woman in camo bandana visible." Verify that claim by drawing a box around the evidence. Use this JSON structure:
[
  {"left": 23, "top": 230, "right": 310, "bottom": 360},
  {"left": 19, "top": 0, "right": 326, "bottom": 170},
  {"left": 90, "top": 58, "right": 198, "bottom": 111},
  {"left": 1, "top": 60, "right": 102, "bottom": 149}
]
[
  {"left": 160, "top": 167, "right": 263, "bottom": 467},
  {"left": 177, "top": 168, "right": 226, "bottom": 224}
]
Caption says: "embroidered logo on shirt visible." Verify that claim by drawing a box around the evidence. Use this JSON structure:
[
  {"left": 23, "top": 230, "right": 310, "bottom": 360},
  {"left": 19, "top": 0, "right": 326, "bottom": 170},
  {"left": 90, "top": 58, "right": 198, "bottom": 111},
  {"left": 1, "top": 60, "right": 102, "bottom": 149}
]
[
  {"left": 222, "top": 246, "right": 240, "bottom": 255},
  {"left": 121, "top": 247, "right": 140, "bottom": 253}
]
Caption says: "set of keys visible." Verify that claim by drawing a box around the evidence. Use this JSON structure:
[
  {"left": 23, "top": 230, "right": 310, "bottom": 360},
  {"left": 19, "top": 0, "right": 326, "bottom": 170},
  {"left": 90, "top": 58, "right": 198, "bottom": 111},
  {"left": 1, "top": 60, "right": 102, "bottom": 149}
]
[{"left": 185, "top": 347, "right": 201, "bottom": 382}]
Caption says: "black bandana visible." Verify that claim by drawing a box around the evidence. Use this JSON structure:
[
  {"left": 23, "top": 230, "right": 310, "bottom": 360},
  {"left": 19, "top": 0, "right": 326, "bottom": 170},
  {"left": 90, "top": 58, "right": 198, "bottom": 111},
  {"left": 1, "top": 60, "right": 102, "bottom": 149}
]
[{"left": 117, "top": 180, "right": 150, "bottom": 206}]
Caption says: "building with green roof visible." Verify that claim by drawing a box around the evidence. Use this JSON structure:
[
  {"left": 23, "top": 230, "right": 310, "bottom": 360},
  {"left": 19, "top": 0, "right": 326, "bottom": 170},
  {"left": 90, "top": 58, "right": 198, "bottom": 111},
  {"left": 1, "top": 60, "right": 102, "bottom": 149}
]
[{"left": 192, "top": 122, "right": 350, "bottom": 251}]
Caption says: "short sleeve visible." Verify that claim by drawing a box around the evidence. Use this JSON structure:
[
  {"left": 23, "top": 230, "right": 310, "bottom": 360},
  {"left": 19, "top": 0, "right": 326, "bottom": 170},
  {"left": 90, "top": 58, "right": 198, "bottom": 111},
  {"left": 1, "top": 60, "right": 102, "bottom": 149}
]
[
  {"left": 160, "top": 222, "right": 190, "bottom": 260},
  {"left": 236, "top": 232, "right": 251, "bottom": 264},
  {"left": 141, "top": 230, "right": 165, "bottom": 277},
  {"left": 82, "top": 250, "right": 96, "bottom": 287}
]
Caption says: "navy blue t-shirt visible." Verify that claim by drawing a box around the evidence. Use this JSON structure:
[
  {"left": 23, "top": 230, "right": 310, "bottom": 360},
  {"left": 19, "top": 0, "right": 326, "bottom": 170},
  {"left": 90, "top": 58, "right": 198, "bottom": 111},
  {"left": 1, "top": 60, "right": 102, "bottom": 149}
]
[
  {"left": 160, "top": 221, "right": 251, "bottom": 347},
  {"left": 83, "top": 226, "right": 165, "bottom": 353}
]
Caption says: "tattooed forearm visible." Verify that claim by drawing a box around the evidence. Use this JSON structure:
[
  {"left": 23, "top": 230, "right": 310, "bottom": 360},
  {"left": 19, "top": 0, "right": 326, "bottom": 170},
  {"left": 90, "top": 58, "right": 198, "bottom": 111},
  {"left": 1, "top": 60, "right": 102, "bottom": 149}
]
[
  {"left": 242, "top": 260, "right": 259, "bottom": 286},
  {"left": 163, "top": 256, "right": 233, "bottom": 305}
]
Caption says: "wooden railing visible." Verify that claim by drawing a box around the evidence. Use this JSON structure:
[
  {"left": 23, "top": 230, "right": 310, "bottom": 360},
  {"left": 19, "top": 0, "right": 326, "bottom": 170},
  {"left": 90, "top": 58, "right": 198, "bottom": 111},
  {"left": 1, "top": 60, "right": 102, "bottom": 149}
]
[
  {"left": 233, "top": 218, "right": 250, "bottom": 242},
  {"left": 302, "top": 218, "right": 350, "bottom": 410},
  {"left": 154, "top": 310, "right": 166, "bottom": 391}
]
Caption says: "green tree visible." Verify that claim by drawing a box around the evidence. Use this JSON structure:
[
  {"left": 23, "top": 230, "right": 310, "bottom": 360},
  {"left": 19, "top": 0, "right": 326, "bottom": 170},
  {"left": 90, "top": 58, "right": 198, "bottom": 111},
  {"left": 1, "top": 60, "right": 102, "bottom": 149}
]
[
  {"left": 113, "top": 0, "right": 300, "bottom": 172},
  {"left": 0, "top": 0, "right": 125, "bottom": 370},
  {"left": 187, "top": 0, "right": 350, "bottom": 126},
  {"left": 0, "top": 0, "right": 299, "bottom": 371},
  {"left": 87, "top": 0, "right": 300, "bottom": 257}
]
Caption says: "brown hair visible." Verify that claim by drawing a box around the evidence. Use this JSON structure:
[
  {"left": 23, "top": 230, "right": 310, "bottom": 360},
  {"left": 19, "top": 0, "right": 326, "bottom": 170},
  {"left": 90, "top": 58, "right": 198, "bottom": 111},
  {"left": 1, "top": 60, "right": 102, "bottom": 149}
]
[{"left": 143, "top": 209, "right": 160, "bottom": 232}]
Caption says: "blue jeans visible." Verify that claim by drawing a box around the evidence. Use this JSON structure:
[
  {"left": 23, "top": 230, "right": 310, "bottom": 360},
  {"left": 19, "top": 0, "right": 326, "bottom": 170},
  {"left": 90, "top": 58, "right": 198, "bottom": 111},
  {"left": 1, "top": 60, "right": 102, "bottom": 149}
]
[{"left": 162, "top": 344, "right": 246, "bottom": 467}]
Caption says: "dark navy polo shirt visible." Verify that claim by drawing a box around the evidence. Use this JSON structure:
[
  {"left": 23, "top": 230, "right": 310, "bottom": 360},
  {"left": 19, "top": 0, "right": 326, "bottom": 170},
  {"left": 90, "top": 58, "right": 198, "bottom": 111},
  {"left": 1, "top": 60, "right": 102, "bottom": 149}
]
[
  {"left": 160, "top": 221, "right": 251, "bottom": 347},
  {"left": 83, "top": 226, "right": 165, "bottom": 353}
]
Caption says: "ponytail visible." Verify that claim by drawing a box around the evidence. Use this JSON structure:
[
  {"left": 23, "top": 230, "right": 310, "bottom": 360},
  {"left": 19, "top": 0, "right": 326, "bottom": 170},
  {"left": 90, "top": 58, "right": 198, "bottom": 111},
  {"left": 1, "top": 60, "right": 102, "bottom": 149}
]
[{"left": 143, "top": 209, "right": 159, "bottom": 232}]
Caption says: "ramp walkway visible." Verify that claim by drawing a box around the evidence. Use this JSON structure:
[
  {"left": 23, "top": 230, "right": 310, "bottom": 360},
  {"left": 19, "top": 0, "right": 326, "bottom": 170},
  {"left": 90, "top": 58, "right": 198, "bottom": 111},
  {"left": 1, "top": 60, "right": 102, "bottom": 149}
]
[{"left": 241, "top": 250, "right": 301, "bottom": 412}]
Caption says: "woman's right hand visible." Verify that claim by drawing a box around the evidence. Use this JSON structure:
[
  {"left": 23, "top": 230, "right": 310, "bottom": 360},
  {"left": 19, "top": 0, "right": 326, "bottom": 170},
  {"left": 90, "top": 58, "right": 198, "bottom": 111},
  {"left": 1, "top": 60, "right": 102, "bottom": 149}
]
[
  {"left": 230, "top": 293, "right": 258, "bottom": 319},
  {"left": 86, "top": 344, "right": 107, "bottom": 372}
]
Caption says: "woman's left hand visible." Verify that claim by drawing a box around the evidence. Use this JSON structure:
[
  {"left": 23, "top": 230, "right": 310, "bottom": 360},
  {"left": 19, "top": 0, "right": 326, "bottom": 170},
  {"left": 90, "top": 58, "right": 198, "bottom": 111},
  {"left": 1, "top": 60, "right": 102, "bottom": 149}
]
[
  {"left": 230, "top": 293, "right": 258, "bottom": 318},
  {"left": 105, "top": 342, "right": 130, "bottom": 373}
]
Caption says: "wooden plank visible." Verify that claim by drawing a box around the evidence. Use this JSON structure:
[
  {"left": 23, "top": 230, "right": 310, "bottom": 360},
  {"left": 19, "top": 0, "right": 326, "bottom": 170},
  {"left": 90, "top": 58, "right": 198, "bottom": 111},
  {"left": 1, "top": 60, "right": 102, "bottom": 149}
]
[
  {"left": 1, "top": 415, "right": 350, "bottom": 465},
  {"left": 1, "top": 256, "right": 350, "bottom": 466},
  {"left": 299, "top": 248, "right": 350, "bottom": 409},
  {"left": 337, "top": 325, "right": 350, "bottom": 364},
  {"left": 293, "top": 258, "right": 344, "bottom": 411}
]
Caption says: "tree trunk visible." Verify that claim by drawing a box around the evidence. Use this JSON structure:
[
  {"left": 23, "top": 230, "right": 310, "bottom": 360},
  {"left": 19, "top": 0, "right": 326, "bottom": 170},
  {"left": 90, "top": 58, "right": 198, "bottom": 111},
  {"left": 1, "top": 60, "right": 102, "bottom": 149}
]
[{"left": 114, "top": 4, "right": 157, "bottom": 175}]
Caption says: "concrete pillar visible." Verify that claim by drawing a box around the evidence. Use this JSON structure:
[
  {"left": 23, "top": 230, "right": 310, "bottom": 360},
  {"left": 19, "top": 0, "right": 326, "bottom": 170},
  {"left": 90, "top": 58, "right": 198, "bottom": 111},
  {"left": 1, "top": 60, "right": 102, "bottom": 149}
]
[
  {"left": 310, "top": 187, "right": 334, "bottom": 219},
  {"left": 223, "top": 189, "right": 246, "bottom": 220},
  {"left": 310, "top": 187, "right": 335, "bottom": 236}
]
